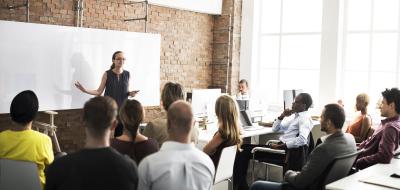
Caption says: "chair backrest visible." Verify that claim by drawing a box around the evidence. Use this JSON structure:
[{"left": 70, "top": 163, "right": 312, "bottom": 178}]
[
  {"left": 322, "top": 151, "right": 360, "bottom": 187},
  {"left": 0, "top": 159, "right": 41, "bottom": 190},
  {"left": 214, "top": 145, "right": 237, "bottom": 184}
]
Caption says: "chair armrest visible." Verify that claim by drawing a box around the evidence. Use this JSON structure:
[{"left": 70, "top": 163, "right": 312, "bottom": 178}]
[
  {"left": 251, "top": 147, "right": 285, "bottom": 154},
  {"left": 266, "top": 140, "right": 281, "bottom": 144}
]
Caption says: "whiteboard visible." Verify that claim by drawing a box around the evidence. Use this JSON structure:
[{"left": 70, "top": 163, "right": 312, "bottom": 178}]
[{"left": 0, "top": 20, "right": 161, "bottom": 113}]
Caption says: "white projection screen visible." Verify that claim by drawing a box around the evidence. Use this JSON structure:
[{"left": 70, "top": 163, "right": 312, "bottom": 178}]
[{"left": 0, "top": 21, "right": 161, "bottom": 113}]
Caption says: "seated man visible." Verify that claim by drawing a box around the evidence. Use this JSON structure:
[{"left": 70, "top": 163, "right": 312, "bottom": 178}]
[
  {"left": 355, "top": 88, "right": 400, "bottom": 169},
  {"left": 0, "top": 90, "right": 54, "bottom": 188},
  {"left": 45, "top": 97, "right": 138, "bottom": 190},
  {"left": 234, "top": 93, "right": 314, "bottom": 189},
  {"left": 138, "top": 100, "right": 215, "bottom": 190},
  {"left": 250, "top": 104, "right": 357, "bottom": 190},
  {"left": 236, "top": 79, "right": 250, "bottom": 100},
  {"left": 268, "top": 92, "right": 314, "bottom": 170}
]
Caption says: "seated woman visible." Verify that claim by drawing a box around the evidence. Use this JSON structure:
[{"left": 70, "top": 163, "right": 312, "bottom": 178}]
[
  {"left": 346, "top": 93, "right": 373, "bottom": 143},
  {"left": 203, "top": 95, "right": 242, "bottom": 167},
  {"left": 143, "top": 82, "right": 198, "bottom": 146},
  {"left": 111, "top": 99, "right": 159, "bottom": 163},
  {"left": 0, "top": 90, "right": 54, "bottom": 188}
]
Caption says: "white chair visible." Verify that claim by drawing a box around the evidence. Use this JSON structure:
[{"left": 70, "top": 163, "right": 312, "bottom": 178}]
[
  {"left": 214, "top": 145, "right": 238, "bottom": 190},
  {"left": 0, "top": 159, "right": 41, "bottom": 190}
]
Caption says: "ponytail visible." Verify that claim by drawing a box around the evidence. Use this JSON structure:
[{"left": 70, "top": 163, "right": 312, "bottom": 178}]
[{"left": 119, "top": 99, "right": 144, "bottom": 142}]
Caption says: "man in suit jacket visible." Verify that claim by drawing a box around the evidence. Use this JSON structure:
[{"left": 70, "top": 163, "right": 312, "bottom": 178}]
[{"left": 250, "top": 103, "right": 357, "bottom": 190}]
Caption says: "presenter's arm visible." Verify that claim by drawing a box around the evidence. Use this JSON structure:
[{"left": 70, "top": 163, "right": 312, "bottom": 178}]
[{"left": 75, "top": 72, "right": 107, "bottom": 96}]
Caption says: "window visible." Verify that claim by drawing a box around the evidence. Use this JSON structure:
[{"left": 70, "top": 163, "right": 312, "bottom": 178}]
[
  {"left": 243, "top": 0, "right": 400, "bottom": 112},
  {"left": 255, "top": 0, "right": 322, "bottom": 106},
  {"left": 339, "top": 0, "right": 400, "bottom": 110}
]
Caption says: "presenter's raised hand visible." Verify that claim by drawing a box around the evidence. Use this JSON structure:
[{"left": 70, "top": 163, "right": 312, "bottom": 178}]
[{"left": 74, "top": 81, "right": 86, "bottom": 93}]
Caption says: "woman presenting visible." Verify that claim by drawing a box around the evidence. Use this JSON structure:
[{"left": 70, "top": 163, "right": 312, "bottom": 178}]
[{"left": 75, "top": 51, "right": 138, "bottom": 136}]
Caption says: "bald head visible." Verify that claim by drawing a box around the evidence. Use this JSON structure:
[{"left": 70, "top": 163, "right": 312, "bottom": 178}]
[{"left": 167, "top": 100, "right": 194, "bottom": 140}]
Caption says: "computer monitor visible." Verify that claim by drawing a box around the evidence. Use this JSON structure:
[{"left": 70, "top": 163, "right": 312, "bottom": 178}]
[
  {"left": 191, "top": 89, "right": 221, "bottom": 118},
  {"left": 283, "top": 89, "right": 303, "bottom": 110}
]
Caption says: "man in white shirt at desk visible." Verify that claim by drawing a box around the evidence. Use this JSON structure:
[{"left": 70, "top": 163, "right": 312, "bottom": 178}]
[
  {"left": 236, "top": 79, "right": 250, "bottom": 100},
  {"left": 233, "top": 93, "right": 314, "bottom": 190},
  {"left": 138, "top": 100, "right": 215, "bottom": 190},
  {"left": 269, "top": 92, "right": 314, "bottom": 170}
]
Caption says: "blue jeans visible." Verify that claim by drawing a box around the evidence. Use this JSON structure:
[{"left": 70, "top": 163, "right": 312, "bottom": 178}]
[{"left": 250, "top": 181, "right": 282, "bottom": 190}]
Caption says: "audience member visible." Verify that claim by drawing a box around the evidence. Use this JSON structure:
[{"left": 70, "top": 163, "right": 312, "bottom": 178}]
[
  {"left": 203, "top": 95, "right": 242, "bottom": 167},
  {"left": 0, "top": 90, "right": 54, "bottom": 188},
  {"left": 234, "top": 93, "right": 314, "bottom": 189},
  {"left": 111, "top": 99, "right": 159, "bottom": 164},
  {"left": 237, "top": 79, "right": 250, "bottom": 100},
  {"left": 355, "top": 88, "right": 400, "bottom": 169},
  {"left": 250, "top": 104, "right": 356, "bottom": 190},
  {"left": 144, "top": 82, "right": 198, "bottom": 145},
  {"left": 346, "top": 93, "right": 373, "bottom": 143},
  {"left": 138, "top": 100, "right": 215, "bottom": 190},
  {"left": 45, "top": 97, "right": 138, "bottom": 190}
]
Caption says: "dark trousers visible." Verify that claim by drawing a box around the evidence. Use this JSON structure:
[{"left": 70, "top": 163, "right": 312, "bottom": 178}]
[{"left": 233, "top": 144, "right": 309, "bottom": 190}]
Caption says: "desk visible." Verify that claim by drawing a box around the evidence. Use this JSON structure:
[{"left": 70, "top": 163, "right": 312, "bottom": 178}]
[
  {"left": 196, "top": 119, "right": 321, "bottom": 149},
  {"left": 326, "top": 158, "right": 400, "bottom": 190},
  {"left": 196, "top": 122, "right": 275, "bottom": 149}
]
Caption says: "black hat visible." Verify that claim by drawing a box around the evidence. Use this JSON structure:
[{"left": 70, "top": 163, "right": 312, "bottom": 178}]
[{"left": 10, "top": 90, "right": 39, "bottom": 124}]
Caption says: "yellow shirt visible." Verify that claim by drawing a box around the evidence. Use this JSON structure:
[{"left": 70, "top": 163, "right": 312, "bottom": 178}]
[{"left": 0, "top": 129, "right": 54, "bottom": 188}]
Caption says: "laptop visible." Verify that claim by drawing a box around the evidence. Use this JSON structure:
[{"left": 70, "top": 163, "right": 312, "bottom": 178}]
[
  {"left": 240, "top": 110, "right": 263, "bottom": 130},
  {"left": 237, "top": 100, "right": 249, "bottom": 111}
]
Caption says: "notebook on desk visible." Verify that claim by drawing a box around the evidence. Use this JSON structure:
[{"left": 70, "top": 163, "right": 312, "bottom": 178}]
[{"left": 359, "top": 175, "right": 400, "bottom": 189}]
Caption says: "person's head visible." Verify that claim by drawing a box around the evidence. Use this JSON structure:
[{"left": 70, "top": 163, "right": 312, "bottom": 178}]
[
  {"left": 110, "top": 51, "right": 125, "bottom": 70},
  {"left": 355, "top": 93, "right": 369, "bottom": 112},
  {"left": 320, "top": 103, "right": 346, "bottom": 133},
  {"left": 119, "top": 99, "right": 144, "bottom": 140},
  {"left": 83, "top": 96, "right": 118, "bottom": 138},
  {"left": 161, "top": 82, "right": 184, "bottom": 111},
  {"left": 215, "top": 95, "right": 242, "bottom": 147},
  {"left": 10, "top": 90, "right": 39, "bottom": 126},
  {"left": 167, "top": 100, "right": 194, "bottom": 142},
  {"left": 238, "top": 79, "right": 249, "bottom": 94},
  {"left": 292, "top": 93, "right": 313, "bottom": 112},
  {"left": 380, "top": 88, "right": 400, "bottom": 117}
]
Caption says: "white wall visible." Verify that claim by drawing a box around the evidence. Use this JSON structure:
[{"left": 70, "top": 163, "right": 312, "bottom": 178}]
[
  {"left": 149, "top": 0, "right": 223, "bottom": 15},
  {"left": 0, "top": 21, "right": 160, "bottom": 113}
]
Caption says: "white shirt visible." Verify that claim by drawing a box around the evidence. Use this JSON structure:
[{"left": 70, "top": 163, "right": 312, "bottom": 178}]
[
  {"left": 138, "top": 141, "right": 215, "bottom": 190},
  {"left": 236, "top": 92, "right": 250, "bottom": 100},
  {"left": 272, "top": 111, "right": 314, "bottom": 149}
]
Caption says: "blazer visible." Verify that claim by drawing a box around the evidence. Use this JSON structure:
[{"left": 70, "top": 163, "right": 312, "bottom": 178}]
[{"left": 284, "top": 131, "right": 357, "bottom": 190}]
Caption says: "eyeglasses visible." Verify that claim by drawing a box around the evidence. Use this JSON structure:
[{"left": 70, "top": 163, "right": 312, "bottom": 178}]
[{"left": 114, "top": 58, "right": 126, "bottom": 61}]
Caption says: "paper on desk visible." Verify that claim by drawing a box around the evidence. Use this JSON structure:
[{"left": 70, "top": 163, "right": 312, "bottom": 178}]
[{"left": 359, "top": 175, "right": 400, "bottom": 189}]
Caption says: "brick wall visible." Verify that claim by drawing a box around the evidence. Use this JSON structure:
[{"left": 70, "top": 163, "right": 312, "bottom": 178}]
[
  {"left": 211, "top": 0, "right": 242, "bottom": 94},
  {"left": 0, "top": 0, "right": 241, "bottom": 152}
]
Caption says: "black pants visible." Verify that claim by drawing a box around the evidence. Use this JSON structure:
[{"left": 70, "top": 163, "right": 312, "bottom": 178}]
[{"left": 233, "top": 144, "right": 285, "bottom": 190}]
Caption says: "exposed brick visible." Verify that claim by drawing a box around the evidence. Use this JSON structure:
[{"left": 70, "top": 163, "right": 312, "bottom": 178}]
[{"left": 0, "top": 0, "right": 242, "bottom": 153}]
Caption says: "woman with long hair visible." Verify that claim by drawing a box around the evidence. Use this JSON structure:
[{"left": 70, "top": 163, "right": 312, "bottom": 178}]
[
  {"left": 75, "top": 51, "right": 139, "bottom": 137},
  {"left": 111, "top": 99, "right": 159, "bottom": 163},
  {"left": 203, "top": 95, "right": 242, "bottom": 167}
]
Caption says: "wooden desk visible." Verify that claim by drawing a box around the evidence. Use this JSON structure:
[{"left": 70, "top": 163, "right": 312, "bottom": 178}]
[{"left": 326, "top": 158, "right": 400, "bottom": 190}]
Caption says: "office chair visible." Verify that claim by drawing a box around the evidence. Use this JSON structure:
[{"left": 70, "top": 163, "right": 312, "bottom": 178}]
[
  {"left": 214, "top": 145, "right": 238, "bottom": 190},
  {"left": 0, "top": 159, "right": 41, "bottom": 190},
  {"left": 251, "top": 132, "right": 314, "bottom": 182}
]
